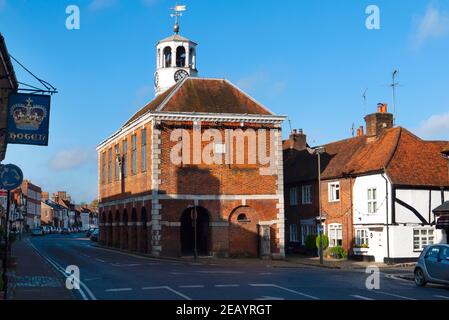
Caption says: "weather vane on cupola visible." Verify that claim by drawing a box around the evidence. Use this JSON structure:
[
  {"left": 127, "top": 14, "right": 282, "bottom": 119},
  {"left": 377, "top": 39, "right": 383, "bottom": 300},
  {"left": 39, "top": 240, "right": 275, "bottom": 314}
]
[{"left": 170, "top": 3, "right": 187, "bottom": 34}]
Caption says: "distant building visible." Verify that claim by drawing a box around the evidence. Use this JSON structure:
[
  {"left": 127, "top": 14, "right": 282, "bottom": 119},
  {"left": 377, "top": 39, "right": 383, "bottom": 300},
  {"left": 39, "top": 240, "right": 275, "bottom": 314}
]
[
  {"left": 284, "top": 104, "right": 449, "bottom": 263},
  {"left": 11, "top": 180, "right": 43, "bottom": 230}
]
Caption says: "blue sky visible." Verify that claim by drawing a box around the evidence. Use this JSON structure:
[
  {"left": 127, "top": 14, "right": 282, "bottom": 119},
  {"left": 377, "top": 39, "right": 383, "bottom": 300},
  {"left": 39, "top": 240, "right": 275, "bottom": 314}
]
[{"left": 1, "top": 0, "right": 449, "bottom": 203}]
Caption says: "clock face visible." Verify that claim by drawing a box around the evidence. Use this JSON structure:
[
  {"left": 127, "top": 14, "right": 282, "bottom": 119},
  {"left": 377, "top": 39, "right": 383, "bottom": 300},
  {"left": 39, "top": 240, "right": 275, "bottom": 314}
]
[
  {"left": 154, "top": 72, "right": 159, "bottom": 87},
  {"left": 174, "top": 70, "right": 189, "bottom": 82}
]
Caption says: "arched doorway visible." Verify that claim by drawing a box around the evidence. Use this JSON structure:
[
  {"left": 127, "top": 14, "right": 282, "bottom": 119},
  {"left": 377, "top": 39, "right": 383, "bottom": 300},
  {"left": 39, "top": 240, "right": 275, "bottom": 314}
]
[
  {"left": 180, "top": 206, "right": 210, "bottom": 256},
  {"left": 140, "top": 207, "right": 148, "bottom": 253},
  {"left": 229, "top": 206, "right": 259, "bottom": 257},
  {"left": 121, "top": 210, "right": 128, "bottom": 250},
  {"left": 129, "top": 208, "right": 137, "bottom": 251}
]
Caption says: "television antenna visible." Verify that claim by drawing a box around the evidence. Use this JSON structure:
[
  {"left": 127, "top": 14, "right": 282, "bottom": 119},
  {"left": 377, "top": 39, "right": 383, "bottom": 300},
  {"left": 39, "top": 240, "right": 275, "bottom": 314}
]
[{"left": 390, "top": 70, "right": 399, "bottom": 126}]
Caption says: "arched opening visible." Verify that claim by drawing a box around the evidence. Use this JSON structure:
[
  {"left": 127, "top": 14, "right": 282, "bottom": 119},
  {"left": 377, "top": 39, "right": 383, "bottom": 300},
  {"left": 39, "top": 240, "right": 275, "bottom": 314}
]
[
  {"left": 114, "top": 211, "right": 121, "bottom": 248},
  {"left": 180, "top": 206, "right": 210, "bottom": 256},
  {"left": 229, "top": 206, "right": 259, "bottom": 257},
  {"left": 121, "top": 210, "right": 128, "bottom": 250},
  {"left": 176, "top": 46, "right": 186, "bottom": 67},
  {"left": 129, "top": 208, "right": 137, "bottom": 251},
  {"left": 140, "top": 207, "right": 148, "bottom": 253},
  {"left": 107, "top": 211, "right": 113, "bottom": 247},
  {"left": 163, "top": 47, "right": 172, "bottom": 68}
]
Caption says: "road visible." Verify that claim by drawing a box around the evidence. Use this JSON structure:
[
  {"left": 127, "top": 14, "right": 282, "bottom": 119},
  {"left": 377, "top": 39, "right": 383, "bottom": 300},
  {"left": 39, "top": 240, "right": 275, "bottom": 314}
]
[{"left": 25, "top": 233, "right": 449, "bottom": 301}]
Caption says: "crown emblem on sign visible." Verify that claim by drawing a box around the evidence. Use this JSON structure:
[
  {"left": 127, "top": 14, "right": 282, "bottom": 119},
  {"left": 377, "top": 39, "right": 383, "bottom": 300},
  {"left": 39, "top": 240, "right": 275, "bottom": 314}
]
[{"left": 11, "top": 98, "right": 47, "bottom": 130}]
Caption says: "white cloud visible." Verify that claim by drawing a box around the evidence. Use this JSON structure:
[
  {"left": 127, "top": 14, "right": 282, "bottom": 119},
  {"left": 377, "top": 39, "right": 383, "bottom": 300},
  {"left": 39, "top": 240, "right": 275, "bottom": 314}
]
[
  {"left": 417, "top": 111, "right": 449, "bottom": 139},
  {"left": 48, "top": 148, "right": 95, "bottom": 171},
  {"left": 412, "top": 4, "right": 449, "bottom": 48},
  {"left": 89, "top": 0, "right": 117, "bottom": 11}
]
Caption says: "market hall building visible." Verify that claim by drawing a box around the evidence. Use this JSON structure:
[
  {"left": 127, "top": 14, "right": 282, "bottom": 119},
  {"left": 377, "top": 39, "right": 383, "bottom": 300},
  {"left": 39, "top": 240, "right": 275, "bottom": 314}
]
[{"left": 97, "top": 24, "right": 286, "bottom": 259}]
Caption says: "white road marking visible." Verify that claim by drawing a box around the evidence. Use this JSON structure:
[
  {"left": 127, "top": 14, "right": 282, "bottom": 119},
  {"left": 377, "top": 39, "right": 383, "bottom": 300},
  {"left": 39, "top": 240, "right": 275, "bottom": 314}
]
[
  {"left": 372, "top": 291, "right": 416, "bottom": 300},
  {"left": 249, "top": 284, "right": 319, "bottom": 300},
  {"left": 111, "top": 263, "right": 142, "bottom": 267},
  {"left": 105, "top": 288, "right": 132, "bottom": 292},
  {"left": 84, "top": 277, "right": 102, "bottom": 282},
  {"left": 179, "top": 285, "right": 205, "bottom": 288},
  {"left": 351, "top": 295, "right": 375, "bottom": 301},
  {"left": 27, "top": 240, "right": 97, "bottom": 301},
  {"left": 95, "top": 258, "right": 106, "bottom": 263},
  {"left": 215, "top": 284, "right": 240, "bottom": 288},
  {"left": 141, "top": 286, "right": 192, "bottom": 300},
  {"left": 259, "top": 273, "right": 273, "bottom": 275},
  {"left": 81, "top": 254, "right": 91, "bottom": 258},
  {"left": 170, "top": 272, "right": 186, "bottom": 275},
  {"left": 434, "top": 295, "right": 449, "bottom": 300}
]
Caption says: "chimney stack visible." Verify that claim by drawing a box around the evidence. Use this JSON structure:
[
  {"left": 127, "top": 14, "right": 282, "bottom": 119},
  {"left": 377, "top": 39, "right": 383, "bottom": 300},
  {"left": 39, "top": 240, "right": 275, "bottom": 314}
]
[
  {"left": 288, "top": 129, "right": 307, "bottom": 151},
  {"left": 357, "top": 126, "right": 364, "bottom": 137},
  {"left": 364, "top": 103, "right": 394, "bottom": 137}
]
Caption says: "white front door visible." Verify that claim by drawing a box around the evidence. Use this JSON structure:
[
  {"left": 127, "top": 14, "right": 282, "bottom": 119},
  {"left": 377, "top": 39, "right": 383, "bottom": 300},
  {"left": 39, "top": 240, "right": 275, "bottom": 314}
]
[{"left": 370, "top": 229, "right": 384, "bottom": 263}]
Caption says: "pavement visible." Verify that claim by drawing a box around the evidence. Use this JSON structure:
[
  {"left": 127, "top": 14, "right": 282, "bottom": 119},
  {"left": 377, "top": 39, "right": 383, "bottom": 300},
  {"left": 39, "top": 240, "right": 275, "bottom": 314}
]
[
  {"left": 9, "top": 233, "right": 449, "bottom": 301},
  {"left": 6, "top": 236, "right": 75, "bottom": 300}
]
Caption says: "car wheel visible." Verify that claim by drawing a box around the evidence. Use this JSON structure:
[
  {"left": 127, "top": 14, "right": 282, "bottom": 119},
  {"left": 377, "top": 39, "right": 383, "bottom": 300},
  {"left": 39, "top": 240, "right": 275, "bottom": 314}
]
[{"left": 414, "top": 268, "right": 427, "bottom": 287}]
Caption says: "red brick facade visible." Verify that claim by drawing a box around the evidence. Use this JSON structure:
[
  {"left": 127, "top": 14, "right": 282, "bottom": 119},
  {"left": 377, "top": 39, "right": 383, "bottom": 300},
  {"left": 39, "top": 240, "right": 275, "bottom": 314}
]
[{"left": 98, "top": 78, "right": 286, "bottom": 258}]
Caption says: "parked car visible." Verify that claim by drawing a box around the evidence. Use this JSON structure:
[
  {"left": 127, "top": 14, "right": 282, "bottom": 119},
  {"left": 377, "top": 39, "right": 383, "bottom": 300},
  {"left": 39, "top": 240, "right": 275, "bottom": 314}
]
[
  {"left": 42, "top": 226, "right": 50, "bottom": 235},
  {"left": 414, "top": 244, "right": 449, "bottom": 287},
  {"left": 61, "top": 227, "right": 70, "bottom": 235},
  {"left": 86, "top": 228, "right": 97, "bottom": 237},
  {"left": 90, "top": 229, "right": 99, "bottom": 242},
  {"left": 31, "top": 227, "right": 44, "bottom": 236},
  {"left": 56, "top": 227, "right": 62, "bottom": 234}
]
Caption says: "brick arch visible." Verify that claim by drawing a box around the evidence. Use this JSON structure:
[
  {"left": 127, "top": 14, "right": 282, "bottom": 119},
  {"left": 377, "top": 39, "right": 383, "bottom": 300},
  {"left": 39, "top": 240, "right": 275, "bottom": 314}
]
[
  {"left": 180, "top": 206, "right": 210, "bottom": 256},
  {"left": 228, "top": 206, "right": 259, "bottom": 257}
]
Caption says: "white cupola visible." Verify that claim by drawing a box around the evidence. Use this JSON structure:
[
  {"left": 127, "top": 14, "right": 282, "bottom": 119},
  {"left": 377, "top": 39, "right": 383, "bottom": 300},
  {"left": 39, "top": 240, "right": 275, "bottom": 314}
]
[{"left": 154, "top": 6, "right": 198, "bottom": 96}]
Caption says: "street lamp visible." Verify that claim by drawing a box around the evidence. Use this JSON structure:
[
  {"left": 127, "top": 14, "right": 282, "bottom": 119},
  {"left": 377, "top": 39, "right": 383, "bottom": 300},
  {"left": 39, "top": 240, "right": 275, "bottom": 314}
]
[{"left": 307, "top": 146, "right": 326, "bottom": 265}]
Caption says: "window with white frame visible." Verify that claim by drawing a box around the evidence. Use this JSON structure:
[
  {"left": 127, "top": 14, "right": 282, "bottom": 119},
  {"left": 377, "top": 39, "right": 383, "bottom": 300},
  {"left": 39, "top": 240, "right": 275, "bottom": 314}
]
[
  {"left": 300, "top": 224, "right": 316, "bottom": 245},
  {"left": 290, "top": 224, "right": 299, "bottom": 242},
  {"left": 290, "top": 187, "right": 298, "bottom": 206},
  {"left": 328, "top": 182, "right": 340, "bottom": 202},
  {"left": 355, "top": 229, "right": 369, "bottom": 246},
  {"left": 413, "top": 228, "right": 434, "bottom": 251},
  {"left": 328, "top": 223, "right": 343, "bottom": 247},
  {"left": 302, "top": 185, "right": 312, "bottom": 204},
  {"left": 367, "top": 188, "right": 377, "bottom": 213}
]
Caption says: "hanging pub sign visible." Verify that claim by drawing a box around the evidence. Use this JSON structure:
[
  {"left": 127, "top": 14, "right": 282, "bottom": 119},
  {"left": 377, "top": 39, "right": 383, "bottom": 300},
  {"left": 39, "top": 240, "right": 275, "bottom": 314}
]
[{"left": 6, "top": 93, "right": 51, "bottom": 146}]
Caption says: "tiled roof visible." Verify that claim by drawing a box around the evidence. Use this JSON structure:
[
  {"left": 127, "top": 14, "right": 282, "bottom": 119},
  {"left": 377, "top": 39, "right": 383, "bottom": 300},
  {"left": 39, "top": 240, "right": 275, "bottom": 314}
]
[
  {"left": 285, "top": 127, "right": 449, "bottom": 187},
  {"left": 124, "top": 78, "right": 273, "bottom": 126}
]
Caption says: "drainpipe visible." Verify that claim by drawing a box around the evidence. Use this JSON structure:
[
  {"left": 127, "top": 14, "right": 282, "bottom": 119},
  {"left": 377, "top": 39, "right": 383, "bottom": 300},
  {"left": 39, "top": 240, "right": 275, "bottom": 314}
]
[{"left": 381, "top": 172, "right": 390, "bottom": 262}]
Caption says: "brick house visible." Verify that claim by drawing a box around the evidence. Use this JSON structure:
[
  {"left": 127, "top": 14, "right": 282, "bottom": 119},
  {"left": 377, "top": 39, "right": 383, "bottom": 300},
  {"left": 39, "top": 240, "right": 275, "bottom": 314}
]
[
  {"left": 284, "top": 104, "right": 449, "bottom": 263},
  {"left": 97, "top": 24, "right": 286, "bottom": 258}
]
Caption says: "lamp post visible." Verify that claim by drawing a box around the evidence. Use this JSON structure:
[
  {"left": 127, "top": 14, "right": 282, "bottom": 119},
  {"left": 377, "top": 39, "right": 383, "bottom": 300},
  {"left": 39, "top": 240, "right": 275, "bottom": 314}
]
[{"left": 307, "top": 146, "right": 326, "bottom": 265}]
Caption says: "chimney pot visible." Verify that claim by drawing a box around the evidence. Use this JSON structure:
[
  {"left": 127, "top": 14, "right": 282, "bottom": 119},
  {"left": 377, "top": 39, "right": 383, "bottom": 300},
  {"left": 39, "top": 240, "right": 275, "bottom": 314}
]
[{"left": 292, "top": 129, "right": 297, "bottom": 134}]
